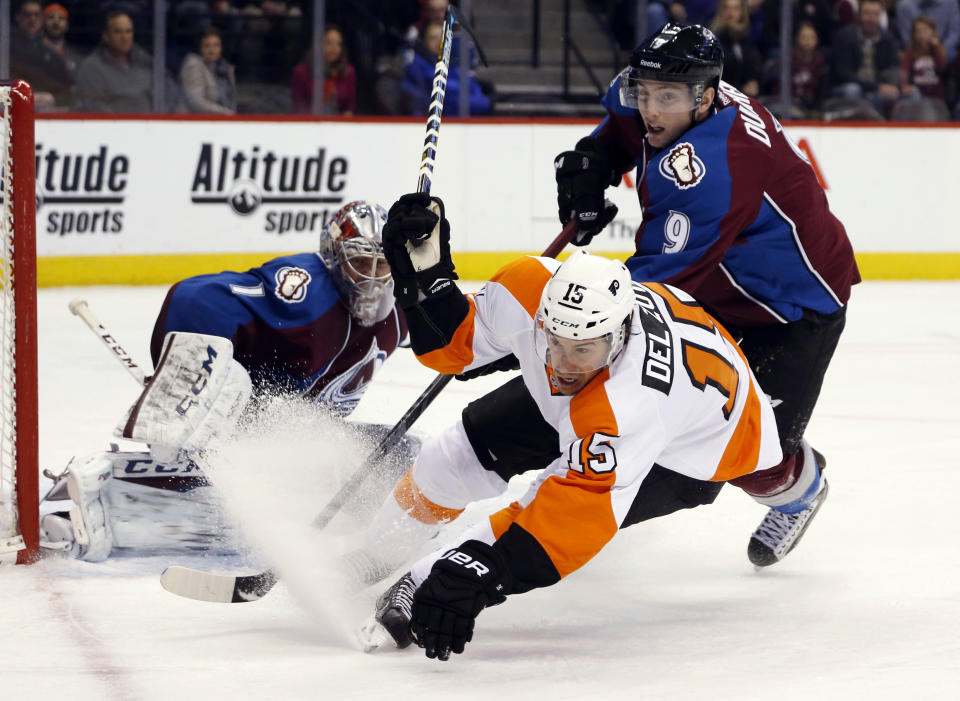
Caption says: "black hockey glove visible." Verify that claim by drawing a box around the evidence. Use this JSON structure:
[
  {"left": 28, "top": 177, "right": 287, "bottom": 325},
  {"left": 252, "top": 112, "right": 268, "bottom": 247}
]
[
  {"left": 554, "top": 136, "right": 620, "bottom": 246},
  {"left": 410, "top": 540, "right": 511, "bottom": 661},
  {"left": 455, "top": 353, "right": 520, "bottom": 381},
  {"left": 382, "top": 192, "right": 458, "bottom": 309}
]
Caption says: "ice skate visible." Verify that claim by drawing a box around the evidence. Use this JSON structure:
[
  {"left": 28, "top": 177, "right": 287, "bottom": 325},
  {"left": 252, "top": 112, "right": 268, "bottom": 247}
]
[
  {"left": 358, "top": 572, "right": 417, "bottom": 652},
  {"left": 748, "top": 448, "right": 828, "bottom": 567}
]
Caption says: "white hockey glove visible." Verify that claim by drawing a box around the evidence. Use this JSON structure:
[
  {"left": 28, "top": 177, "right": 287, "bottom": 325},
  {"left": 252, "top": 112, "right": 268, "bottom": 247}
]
[{"left": 115, "top": 332, "right": 252, "bottom": 455}]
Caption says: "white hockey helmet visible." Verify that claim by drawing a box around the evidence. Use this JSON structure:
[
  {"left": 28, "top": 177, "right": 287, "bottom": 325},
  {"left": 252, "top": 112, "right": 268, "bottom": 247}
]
[
  {"left": 319, "top": 200, "right": 394, "bottom": 326},
  {"left": 534, "top": 250, "right": 635, "bottom": 374}
]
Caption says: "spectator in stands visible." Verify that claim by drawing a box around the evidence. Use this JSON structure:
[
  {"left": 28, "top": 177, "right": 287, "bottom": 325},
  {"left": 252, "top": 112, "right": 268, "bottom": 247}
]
[
  {"left": 830, "top": 0, "right": 901, "bottom": 116},
  {"left": 675, "top": 0, "right": 718, "bottom": 26},
  {"left": 16, "top": 0, "right": 43, "bottom": 38},
  {"left": 893, "top": 15, "right": 950, "bottom": 119},
  {"left": 895, "top": 0, "right": 960, "bottom": 62},
  {"left": 290, "top": 24, "right": 357, "bottom": 115},
  {"left": 236, "top": 1, "right": 304, "bottom": 83},
  {"left": 829, "top": 0, "right": 859, "bottom": 28},
  {"left": 170, "top": 1, "right": 243, "bottom": 66},
  {"left": 75, "top": 10, "right": 179, "bottom": 113},
  {"left": 408, "top": 0, "right": 448, "bottom": 42},
  {"left": 790, "top": 21, "right": 829, "bottom": 115},
  {"left": 180, "top": 26, "right": 237, "bottom": 114},
  {"left": 42, "top": 3, "right": 83, "bottom": 79},
  {"left": 711, "top": 0, "right": 763, "bottom": 96},
  {"left": 762, "top": 0, "right": 834, "bottom": 54},
  {"left": 10, "top": 0, "right": 74, "bottom": 110},
  {"left": 208, "top": 0, "right": 244, "bottom": 56},
  {"left": 400, "top": 20, "right": 491, "bottom": 117}
]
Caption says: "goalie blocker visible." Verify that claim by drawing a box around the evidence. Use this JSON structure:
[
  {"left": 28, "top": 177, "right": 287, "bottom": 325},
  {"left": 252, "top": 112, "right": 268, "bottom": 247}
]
[{"left": 117, "top": 331, "right": 253, "bottom": 457}]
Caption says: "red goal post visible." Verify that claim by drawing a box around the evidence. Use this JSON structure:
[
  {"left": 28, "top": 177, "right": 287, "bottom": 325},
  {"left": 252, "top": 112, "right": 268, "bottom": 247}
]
[{"left": 0, "top": 80, "right": 39, "bottom": 565}]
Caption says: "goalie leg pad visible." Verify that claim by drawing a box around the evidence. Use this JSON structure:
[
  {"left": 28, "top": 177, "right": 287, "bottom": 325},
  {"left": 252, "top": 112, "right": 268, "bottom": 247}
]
[
  {"left": 40, "top": 449, "right": 240, "bottom": 559},
  {"left": 64, "top": 452, "right": 115, "bottom": 562},
  {"left": 116, "top": 332, "right": 252, "bottom": 453}
]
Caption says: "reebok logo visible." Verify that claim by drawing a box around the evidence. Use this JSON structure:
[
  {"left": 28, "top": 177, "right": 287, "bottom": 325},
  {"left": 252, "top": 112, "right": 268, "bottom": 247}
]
[{"left": 639, "top": 60, "right": 662, "bottom": 69}]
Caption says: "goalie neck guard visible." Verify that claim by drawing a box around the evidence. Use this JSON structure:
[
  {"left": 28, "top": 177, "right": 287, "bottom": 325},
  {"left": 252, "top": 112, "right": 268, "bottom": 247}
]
[
  {"left": 534, "top": 250, "right": 634, "bottom": 375},
  {"left": 319, "top": 200, "right": 395, "bottom": 326}
]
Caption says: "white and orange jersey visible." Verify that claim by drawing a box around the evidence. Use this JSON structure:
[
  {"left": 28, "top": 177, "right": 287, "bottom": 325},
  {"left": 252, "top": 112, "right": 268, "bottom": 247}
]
[{"left": 415, "top": 255, "right": 782, "bottom": 584}]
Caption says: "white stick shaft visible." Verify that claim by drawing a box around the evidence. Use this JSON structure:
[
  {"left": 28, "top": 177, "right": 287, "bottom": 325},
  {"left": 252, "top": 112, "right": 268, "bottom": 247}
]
[{"left": 69, "top": 298, "right": 146, "bottom": 386}]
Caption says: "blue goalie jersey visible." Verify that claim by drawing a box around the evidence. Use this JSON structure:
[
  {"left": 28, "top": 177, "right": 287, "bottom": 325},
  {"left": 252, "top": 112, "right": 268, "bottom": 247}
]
[{"left": 150, "top": 252, "right": 406, "bottom": 417}]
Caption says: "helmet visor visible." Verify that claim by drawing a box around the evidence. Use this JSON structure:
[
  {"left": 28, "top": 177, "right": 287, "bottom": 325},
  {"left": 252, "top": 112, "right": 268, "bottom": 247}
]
[
  {"left": 534, "top": 316, "right": 620, "bottom": 375},
  {"left": 618, "top": 68, "right": 704, "bottom": 114}
]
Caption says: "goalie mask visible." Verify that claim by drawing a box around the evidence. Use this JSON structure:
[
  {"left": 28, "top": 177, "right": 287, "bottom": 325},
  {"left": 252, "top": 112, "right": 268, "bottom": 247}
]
[
  {"left": 319, "top": 200, "right": 394, "bottom": 326},
  {"left": 534, "top": 250, "right": 634, "bottom": 394}
]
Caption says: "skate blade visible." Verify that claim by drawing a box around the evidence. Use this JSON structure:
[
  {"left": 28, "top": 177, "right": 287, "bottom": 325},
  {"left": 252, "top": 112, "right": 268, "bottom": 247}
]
[{"left": 357, "top": 616, "right": 396, "bottom": 653}]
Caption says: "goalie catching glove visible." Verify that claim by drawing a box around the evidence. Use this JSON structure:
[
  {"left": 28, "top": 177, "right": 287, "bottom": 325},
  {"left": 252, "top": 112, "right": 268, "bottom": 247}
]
[
  {"left": 554, "top": 136, "right": 620, "bottom": 246},
  {"left": 382, "top": 193, "right": 458, "bottom": 309},
  {"left": 410, "top": 540, "right": 511, "bottom": 661},
  {"left": 116, "top": 332, "right": 252, "bottom": 456}
]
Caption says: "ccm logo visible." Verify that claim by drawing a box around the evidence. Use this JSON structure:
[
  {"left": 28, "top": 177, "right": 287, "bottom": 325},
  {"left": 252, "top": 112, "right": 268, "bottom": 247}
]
[
  {"left": 441, "top": 549, "right": 489, "bottom": 577},
  {"left": 175, "top": 345, "right": 218, "bottom": 415}
]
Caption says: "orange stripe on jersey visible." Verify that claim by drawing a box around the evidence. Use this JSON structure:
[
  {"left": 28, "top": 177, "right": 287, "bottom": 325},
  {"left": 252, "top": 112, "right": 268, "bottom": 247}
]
[
  {"left": 682, "top": 341, "right": 739, "bottom": 419},
  {"left": 416, "top": 297, "right": 477, "bottom": 374},
  {"left": 514, "top": 472, "right": 618, "bottom": 578},
  {"left": 489, "top": 501, "right": 524, "bottom": 539},
  {"left": 569, "top": 368, "right": 618, "bottom": 437},
  {"left": 712, "top": 377, "right": 763, "bottom": 481},
  {"left": 489, "top": 256, "right": 554, "bottom": 319},
  {"left": 393, "top": 470, "right": 465, "bottom": 524},
  {"left": 644, "top": 282, "right": 766, "bottom": 481},
  {"left": 644, "top": 282, "right": 715, "bottom": 331}
]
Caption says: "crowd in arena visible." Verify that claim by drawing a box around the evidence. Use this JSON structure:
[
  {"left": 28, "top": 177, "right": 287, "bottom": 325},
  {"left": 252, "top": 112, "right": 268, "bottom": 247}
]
[
  {"left": 612, "top": 0, "right": 960, "bottom": 120},
  {"left": 8, "top": 0, "right": 960, "bottom": 120}
]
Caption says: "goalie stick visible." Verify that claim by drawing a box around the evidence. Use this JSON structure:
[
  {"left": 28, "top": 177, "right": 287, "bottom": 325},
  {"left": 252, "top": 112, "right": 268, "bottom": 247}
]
[{"left": 69, "top": 297, "right": 147, "bottom": 386}]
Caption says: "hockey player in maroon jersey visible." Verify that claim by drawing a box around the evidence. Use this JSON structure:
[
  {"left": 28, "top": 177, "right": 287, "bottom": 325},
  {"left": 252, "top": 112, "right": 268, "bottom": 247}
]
[
  {"left": 436, "top": 23, "right": 854, "bottom": 571},
  {"left": 549, "top": 22, "right": 859, "bottom": 567},
  {"left": 40, "top": 200, "right": 412, "bottom": 561}
]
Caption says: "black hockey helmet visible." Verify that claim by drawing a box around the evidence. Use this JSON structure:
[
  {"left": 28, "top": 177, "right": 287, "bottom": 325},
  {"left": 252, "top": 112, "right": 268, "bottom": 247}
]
[{"left": 619, "top": 22, "right": 724, "bottom": 112}]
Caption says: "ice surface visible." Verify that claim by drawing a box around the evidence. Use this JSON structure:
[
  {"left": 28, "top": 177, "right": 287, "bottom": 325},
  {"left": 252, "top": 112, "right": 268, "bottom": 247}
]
[{"left": 3, "top": 281, "right": 959, "bottom": 700}]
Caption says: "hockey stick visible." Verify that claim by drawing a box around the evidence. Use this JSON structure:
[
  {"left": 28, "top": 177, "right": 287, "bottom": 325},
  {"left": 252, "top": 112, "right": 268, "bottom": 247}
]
[
  {"left": 309, "top": 218, "right": 578, "bottom": 529},
  {"left": 160, "top": 7, "right": 464, "bottom": 604},
  {"left": 69, "top": 298, "right": 147, "bottom": 386},
  {"left": 159, "top": 218, "right": 580, "bottom": 604},
  {"left": 308, "top": 6, "right": 498, "bottom": 529}
]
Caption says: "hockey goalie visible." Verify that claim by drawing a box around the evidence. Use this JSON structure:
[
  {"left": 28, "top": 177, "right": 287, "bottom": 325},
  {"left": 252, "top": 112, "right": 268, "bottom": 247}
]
[{"left": 40, "top": 200, "right": 417, "bottom": 561}]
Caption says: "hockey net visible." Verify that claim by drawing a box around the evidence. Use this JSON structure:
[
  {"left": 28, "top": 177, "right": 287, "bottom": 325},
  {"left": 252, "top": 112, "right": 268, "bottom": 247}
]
[{"left": 0, "top": 80, "right": 38, "bottom": 565}]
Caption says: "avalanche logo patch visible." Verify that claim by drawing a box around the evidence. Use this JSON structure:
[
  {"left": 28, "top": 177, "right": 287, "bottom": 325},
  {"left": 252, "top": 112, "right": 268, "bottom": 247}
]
[
  {"left": 658, "top": 142, "right": 705, "bottom": 190},
  {"left": 274, "top": 266, "right": 311, "bottom": 303}
]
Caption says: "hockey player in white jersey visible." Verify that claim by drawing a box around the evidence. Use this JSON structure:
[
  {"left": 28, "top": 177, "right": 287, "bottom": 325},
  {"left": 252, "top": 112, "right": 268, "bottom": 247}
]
[{"left": 348, "top": 193, "right": 828, "bottom": 660}]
